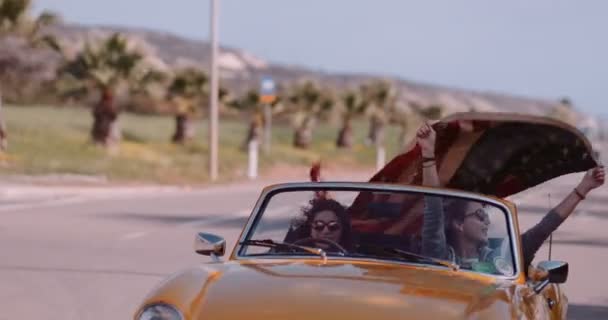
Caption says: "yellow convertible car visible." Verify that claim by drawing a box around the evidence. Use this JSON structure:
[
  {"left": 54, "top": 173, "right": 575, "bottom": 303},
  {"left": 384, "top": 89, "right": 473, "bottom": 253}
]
[{"left": 133, "top": 113, "right": 599, "bottom": 320}]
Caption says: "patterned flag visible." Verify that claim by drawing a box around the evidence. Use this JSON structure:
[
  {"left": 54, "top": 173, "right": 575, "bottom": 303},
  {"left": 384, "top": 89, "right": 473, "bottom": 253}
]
[{"left": 348, "top": 112, "right": 598, "bottom": 235}]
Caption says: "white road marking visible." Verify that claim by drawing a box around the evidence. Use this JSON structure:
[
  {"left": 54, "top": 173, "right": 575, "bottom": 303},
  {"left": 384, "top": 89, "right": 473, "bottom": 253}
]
[
  {"left": 0, "top": 196, "right": 86, "bottom": 213},
  {"left": 0, "top": 183, "right": 267, "bottom": 213},
  {"left": 121, "top": 231, "right": 147, "bottom": 240}
]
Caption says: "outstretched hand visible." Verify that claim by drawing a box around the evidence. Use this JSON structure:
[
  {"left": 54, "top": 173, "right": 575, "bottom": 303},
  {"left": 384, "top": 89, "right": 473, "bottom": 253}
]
[
  {"left": 578, "top": 165, "right": 605, "bottom": 195},
  {"left": 416, "top": 123, "right": 436, "bottom": 157}
]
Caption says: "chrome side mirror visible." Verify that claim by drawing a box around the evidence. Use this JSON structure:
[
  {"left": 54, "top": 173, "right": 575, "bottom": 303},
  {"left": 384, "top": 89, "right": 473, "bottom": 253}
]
[
  {"left": 194, "top": 233, "right": 225, "bottom": 259},
  {"left": 533, "top": 261, "right": 568, "bottom": 293}
]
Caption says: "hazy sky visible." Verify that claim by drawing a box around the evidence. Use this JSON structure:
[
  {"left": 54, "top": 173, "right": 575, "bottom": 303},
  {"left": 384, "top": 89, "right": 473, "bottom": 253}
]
[{"left": 33, "top": 1, "right": 607, "bottom": 116}]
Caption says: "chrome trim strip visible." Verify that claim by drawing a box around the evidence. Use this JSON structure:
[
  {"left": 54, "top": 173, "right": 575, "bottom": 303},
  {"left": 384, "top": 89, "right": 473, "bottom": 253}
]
[
  {"left": 236, "top": 254, "right": 517, "bottom": 282},
  {"left": 233, "top": 181, "right": 522, "bottom": 280}
]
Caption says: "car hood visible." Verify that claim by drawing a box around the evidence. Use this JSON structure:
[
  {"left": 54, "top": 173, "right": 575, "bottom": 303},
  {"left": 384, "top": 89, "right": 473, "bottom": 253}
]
[{"left": 145, "top": 259, "right": 545, "bottom": 320}]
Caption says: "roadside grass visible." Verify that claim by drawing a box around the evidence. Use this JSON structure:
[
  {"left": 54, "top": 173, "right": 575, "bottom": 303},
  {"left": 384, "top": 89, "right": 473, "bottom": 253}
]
[{"left": 0, "top": 104, "right": 408, "bottom": 184}]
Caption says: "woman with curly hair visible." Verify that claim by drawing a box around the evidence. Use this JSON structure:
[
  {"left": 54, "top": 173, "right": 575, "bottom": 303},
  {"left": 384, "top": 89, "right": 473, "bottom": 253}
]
[{"left": 285, "top": 198, "right": 354, "bottom": 252}]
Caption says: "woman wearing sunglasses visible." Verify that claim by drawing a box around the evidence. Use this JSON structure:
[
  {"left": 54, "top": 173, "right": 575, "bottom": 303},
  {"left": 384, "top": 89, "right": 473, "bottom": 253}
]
[
  {"left": 289, "top": 198, "right": 354, "bottom": 252},
  {"left": 433, "top": 197, "right": 501, "bottom": 272},
  {"left": 417, "top": 123, "right": 605, "bottom": 272}
]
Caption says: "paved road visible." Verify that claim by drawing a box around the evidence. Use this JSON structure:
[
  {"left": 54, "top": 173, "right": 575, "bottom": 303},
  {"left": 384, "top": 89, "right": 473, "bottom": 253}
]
[{"left": 1, "top": 172, "right": 607, "bottom": 319}]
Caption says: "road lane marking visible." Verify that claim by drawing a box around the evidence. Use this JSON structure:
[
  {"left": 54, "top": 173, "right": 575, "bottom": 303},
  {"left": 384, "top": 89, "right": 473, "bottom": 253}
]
[
  {"left": 121, "top": 231, "right": 147, "bottom": 240},
  {"left": 0, "top": 196, "right": 86, "bottom": 212}
]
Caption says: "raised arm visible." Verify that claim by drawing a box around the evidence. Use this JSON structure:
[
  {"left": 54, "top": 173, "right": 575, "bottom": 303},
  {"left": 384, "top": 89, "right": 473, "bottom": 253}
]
[
  {"left": 521, "top": 165, "right": 605, "bottom": 267},
  {"left": 417, "top": 123, "right": 449, "bottom": 259},
  {"left": 418, "top": 123, "right": 440, "bottom": 187}
]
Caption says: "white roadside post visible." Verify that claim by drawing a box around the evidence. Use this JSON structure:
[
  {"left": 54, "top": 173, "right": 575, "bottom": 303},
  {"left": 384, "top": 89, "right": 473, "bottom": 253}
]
[
  {"left": 248, "top": 139, "right": 258, "bottom": 179},
  {"left": 375, "top": 127, "right": 386, "bottom": 171},
  {"left": 376, "top": 145, "right": 386, "bottom": 171}
]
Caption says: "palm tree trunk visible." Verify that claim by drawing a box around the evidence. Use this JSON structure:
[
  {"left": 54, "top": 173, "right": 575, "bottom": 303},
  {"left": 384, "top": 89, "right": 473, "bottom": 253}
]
[
  {"left": 0, "top": 90, "right": 6, "bottom": 151},
  {"left": 294, "top": 117, "right": 314, "bottom": 149},
  {"left": 336, "top": 118, "right": 353, "bottom": 149},
  {"left": 172, "top": 113, "right": 194, "bottom": 144},
  {"left": 367, "top": 115, "right": 385, "bottom": 146},
  {"left": 241, "top": 115, "right": 262, "bottom": 151},
  {"left": 91, "top": 89, "right": 119, "bottom": 146}
]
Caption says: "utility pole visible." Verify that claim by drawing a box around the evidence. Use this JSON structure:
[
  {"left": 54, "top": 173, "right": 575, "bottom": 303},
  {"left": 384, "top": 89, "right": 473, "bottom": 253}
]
[{"left": 208, "top": 0, "right": 219, "bottom": 181}]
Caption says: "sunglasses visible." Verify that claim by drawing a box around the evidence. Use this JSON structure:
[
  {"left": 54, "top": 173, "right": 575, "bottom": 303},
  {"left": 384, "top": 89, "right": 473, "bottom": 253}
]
[
  {"left": 465, "top": 208, "right": 490, "bottom": 224},
  {"left": 311, "top": 221, "right": 342, "bottom": 232}
]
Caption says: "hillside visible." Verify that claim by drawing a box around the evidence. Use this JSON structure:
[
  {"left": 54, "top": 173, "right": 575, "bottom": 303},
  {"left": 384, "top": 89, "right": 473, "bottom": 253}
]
[{"left": 1, "top": 22, "right": 578, "bottom": 118}]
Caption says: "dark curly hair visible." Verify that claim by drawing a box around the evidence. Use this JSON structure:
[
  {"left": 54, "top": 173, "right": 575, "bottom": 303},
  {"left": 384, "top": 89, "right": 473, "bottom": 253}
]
[{"left": 285, "top": 198, "right": 353, "bottom": 250}]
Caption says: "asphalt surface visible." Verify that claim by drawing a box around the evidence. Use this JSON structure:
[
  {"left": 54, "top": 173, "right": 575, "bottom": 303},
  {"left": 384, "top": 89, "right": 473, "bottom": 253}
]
[{"left": 1, "top": 172, "right": 607, "bottom": 319}]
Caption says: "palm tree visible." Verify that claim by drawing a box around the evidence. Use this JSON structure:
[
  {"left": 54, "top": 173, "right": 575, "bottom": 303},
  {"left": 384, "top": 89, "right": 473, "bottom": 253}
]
[
  {"left": 167, "top": 67, "right": 208, "bottom": 144},
  {"left": 52, "top": 33, "right": 145, "bottom": 146},
  {"left": 0, "top": 93, "right": 6, "bottom": 151},
  {"left": 0, "top": 0, "right": 58, "bottom": 48},
  {"left": 360, "top": 80, "right": 396, "bottom": 147},
  {"left": 126, "top": 69, "right": 168, "bottom": 114},
  {"left": 336, "top": 89, "right": 365, "bottom": 148},
  {"left": 0, "top": 0, "right": 28, "bottom": 34},
  {"left": 286, "top": 81, "right": 335, "bottom": 149},
  {"left": 386, "top": 100, "right": 410, "bottom": 150},
  {"left": 227, "top": 90, "right": 263, "bottom": 150},
  {"left": 228, "top": 89, "right": 285, "bottom": 152},
  {"left": 0, "top": 0, "right": 59, "bottom": 150},
  {"left": 390, "top": 102, "right": 444, "bottom": 149},
  {"left": 417, "top": 104, "right": 443, "bottom": 120},
  {"left": 0, "top": 0, "right": 60, "bottom": 64}
]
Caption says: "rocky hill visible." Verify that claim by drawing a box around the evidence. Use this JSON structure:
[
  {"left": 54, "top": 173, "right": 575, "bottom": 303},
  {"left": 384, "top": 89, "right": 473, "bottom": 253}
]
[{"left": 1, "top": 22, "right": 581, "bottom": 119}]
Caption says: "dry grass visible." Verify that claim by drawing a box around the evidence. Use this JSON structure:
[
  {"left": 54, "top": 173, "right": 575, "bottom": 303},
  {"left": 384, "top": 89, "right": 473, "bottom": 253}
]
[{"left": 0, "top": 104, "right": 408, "bottom": 184}]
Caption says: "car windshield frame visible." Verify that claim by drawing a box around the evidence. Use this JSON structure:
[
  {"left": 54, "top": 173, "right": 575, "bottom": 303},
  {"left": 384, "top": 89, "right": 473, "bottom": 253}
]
[{"left": 232, "top": 182, "right": 522, "bottom": 280}]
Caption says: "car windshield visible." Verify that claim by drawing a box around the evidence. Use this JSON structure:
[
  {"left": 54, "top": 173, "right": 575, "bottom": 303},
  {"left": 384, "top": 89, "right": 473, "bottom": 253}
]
[{"left": 239, "top": 186, "right": 516, "bottom": 277}]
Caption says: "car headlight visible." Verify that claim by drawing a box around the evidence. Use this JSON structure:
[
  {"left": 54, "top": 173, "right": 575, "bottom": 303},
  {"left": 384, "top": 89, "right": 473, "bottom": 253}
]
[{"left": 137, "top": 303, "right": 183, "bottom": 320}]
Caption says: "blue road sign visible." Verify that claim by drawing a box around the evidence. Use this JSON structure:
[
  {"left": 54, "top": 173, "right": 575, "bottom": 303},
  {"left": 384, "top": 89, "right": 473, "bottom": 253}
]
[{"left": 260, "top": 76, "right": 276, "bottom": 95}]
